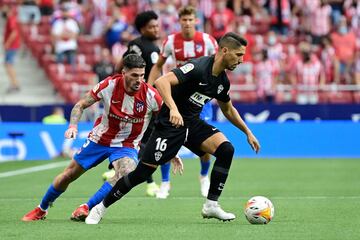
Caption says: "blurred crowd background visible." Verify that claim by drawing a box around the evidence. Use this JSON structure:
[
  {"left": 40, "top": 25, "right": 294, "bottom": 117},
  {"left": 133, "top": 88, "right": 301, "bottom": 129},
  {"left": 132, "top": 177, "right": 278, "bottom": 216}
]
[{"left": 1, "top": 0, "right": 360, "bottom": 106}]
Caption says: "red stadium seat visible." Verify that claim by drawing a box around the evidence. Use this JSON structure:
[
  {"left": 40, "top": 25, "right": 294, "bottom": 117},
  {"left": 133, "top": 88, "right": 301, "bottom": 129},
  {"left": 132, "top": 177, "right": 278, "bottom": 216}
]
[{"left": 326, "top": 91, "right": 353, "bottom": 104}]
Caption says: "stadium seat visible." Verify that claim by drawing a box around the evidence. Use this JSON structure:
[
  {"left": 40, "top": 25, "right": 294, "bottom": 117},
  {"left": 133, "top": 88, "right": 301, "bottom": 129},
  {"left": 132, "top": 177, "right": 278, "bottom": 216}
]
[{"left": 326, "top": 91, "right": 353, "bottom": 104}]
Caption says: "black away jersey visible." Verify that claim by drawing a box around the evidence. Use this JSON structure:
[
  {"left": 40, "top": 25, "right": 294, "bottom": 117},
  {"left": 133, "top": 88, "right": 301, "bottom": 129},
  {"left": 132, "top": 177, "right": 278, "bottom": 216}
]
[
  {"left": 157, "top": 56, "right": 231, "bottom": 126},
  {"left": 123, "top": 36, "right": 160, "bottom": 81}
]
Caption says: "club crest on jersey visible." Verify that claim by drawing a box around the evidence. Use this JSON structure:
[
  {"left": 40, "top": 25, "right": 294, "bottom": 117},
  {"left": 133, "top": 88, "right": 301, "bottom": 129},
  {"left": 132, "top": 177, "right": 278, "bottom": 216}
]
[
  {"left": 135, "top": 101, "right": 144, "bottom": 113},
  {"left": 180, "top": 63, "right": 194, "bottom": 74},
  {"left": 196, "top": 44, "right": 203, "bottom": 53},
  {"left": 217, "top": 85, "right": 224, "bottom": 94},
  {"left": 154, "top": 151, "right": 162, "bottom": 161}
]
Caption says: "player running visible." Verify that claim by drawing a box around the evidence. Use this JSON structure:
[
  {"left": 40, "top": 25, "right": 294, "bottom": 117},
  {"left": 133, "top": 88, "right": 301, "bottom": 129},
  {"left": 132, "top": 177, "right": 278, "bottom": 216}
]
[
  {"left": 148, "top": 6, "right": 218, "bottom": 199},
  {"left": 86, "top": 32, "right": 260, "bottom": 224},
  {"left": 21, "top": 54, "right": 167, "bottom": 222}
]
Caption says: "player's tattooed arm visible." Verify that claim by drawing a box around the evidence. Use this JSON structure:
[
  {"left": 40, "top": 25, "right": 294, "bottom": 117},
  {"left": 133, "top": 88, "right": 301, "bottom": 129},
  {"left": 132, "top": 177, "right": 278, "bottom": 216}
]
[{"left": 69, "top": 93, "right": 97, "bottom": 126}]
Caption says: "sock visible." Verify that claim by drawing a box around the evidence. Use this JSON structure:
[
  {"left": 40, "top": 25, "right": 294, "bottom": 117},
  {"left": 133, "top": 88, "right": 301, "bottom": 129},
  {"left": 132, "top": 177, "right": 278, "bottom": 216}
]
[
  {"left": 103, "top": 162, "right": 156, "bottom": 207},
  {"left": 160, "top": 162, "right": 171, "bottom": 182},
  {"left": 200, "top": 159, "right": 211, "bottom": 177},
  {"left": 40, "top": 184, "right": 64, "bottom": 210},
  {"left": 208, "top": 142, "right": 234, "bottom": 201},
  {"left": 86, "top": 182, "right": 112, "bottom": 209},
  {"left": 146, "top": 175, "right": 154, "bottom": 184}
]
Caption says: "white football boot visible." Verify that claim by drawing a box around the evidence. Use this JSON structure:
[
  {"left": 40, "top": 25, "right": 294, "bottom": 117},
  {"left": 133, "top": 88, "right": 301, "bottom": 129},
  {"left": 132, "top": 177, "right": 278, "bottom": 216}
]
[
  {"left": 85, "top": 202, "right": 107, "bottom": 224},
  {"left": 201, "top": 201, "right": 236, "bottom": 221},
  {"left": 155, "top": 182, "right": 170, "bottom": 199}
]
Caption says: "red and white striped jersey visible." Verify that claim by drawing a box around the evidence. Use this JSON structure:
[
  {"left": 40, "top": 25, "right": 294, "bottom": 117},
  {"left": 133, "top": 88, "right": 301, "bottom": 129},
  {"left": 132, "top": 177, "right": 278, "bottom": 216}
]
[
  {"left": 89, "top": 74, "right": 162, "bottom": 148},
  {"left": 161, "top": 31, "right": 218, "bottom": 67}
]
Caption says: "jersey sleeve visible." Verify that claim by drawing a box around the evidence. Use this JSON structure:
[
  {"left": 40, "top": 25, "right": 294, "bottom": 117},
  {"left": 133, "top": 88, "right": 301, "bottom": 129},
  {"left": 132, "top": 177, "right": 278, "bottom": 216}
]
[
  {"left": 171, "top": 60, "right": 202, "bottom": 85},
  {"left": 149, "top": 86, "right": 163, "bottom": 114},
  {"left": 90, "top": 77, "right": 111, "bottom": 101},
  {"left": 160, "top": 36, "right": 173, "bottom": 59},
  {"left": 216, "top": 76, "right": 231, "bottom": 103},
  {"left": 205, "top": 34, "right": 219, "bottom": 55}
]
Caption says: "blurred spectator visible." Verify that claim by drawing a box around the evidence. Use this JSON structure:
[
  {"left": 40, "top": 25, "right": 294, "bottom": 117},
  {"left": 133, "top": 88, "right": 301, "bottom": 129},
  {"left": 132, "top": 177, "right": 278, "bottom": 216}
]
[
  {"left": 268, "top": 0, "right": 291, "bottom": 35},
  {"left": 42, "top": 106, "right": 67, "bottom": 124},
  {"left": 39, "top": 0, "right": 54, "bottom": 16},
  {"left": 3, "top": 5, "right": 21, "bottom": 93},
  {"left": 206, "top": 0, "right": 235, "bottom": 41},
  {"left": 51, "top": 4, "right": 80, "bottom": 66},
  {"left": 355, "top": 49, "right": 360, "bottom": 86},
  {"left": 310, "top": 0, "right": 332, "bottom": 45},
  {"left": 292, "top": 42, "right": 325, "bottom": 104},
  {"left": 327, "top": 0, "right": 344, "bottom": 25},
  {"left": 331, "top": 17, "right": 357, "bottom": 84},
  {"left": 253, "top": 49, "right": 280, "bottom": 103},
  {"left": 188, "top": 0, "right": 206, "bottom": 31},
  {"left": 52, "top": 0, "right": 83, "bottom": 26},
  {"left": 42, "top": 107, "right": 74, "bottom": 158},
  {"left": 266, "top": 31, "right": 283, "bottom": 62},
  {"left": 93, "top": 48, "right": 114, "bottom": 82},
  {"left": 88, "top": 0, "right": 109, "bottom": 37},
  {"left": 18, "top": 0, "right": 41, "bottom": 24},
  {"left": 320, "top": 36, "right": 340, "bottom": 84},
  {"left": 104, "top": 9, "right": 130, "bottom": 49}
]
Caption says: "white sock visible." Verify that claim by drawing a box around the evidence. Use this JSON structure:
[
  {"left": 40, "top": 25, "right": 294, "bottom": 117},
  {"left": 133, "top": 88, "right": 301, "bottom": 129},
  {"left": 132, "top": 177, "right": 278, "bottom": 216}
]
[
  {"left": 38, "top": 205, "right": 47, "bottom": 211},
  {"left": 205, "top": 199, "right": 217, "bottom": 206}
]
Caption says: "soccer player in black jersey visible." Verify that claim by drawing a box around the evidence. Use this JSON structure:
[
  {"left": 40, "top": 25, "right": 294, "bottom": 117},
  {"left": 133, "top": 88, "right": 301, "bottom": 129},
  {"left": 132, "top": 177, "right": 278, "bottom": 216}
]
[
  {"left": 103, "top": 10, "right": 162, "bottom": 197},
  {"left": 86, "top": 32, "right": 261, "bottom": 223}
]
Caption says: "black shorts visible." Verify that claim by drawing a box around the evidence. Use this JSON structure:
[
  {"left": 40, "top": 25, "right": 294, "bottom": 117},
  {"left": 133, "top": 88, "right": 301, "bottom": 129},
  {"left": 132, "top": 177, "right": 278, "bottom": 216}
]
[{"left": 141, "top": 119, "right": 220, "bottom": 165}]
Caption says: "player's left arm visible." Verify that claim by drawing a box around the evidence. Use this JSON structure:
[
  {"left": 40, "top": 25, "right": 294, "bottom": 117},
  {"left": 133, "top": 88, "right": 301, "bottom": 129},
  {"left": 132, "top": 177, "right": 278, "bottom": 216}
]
[
  {"left": 65, "top": 93, "right": 97, "bottom": 139},
  {"left": 217, "top": 99, "right": 260, "bottom": 153}
]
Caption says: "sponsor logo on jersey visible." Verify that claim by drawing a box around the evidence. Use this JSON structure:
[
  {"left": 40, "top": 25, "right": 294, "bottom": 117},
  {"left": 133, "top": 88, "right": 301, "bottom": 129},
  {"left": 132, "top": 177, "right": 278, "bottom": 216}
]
[
  {"left": 180, "top": 63, "right": 194, "bottom": 74},
  {"left": 189, "top": 92, "right": 211, "bottom": 107},
  {"left": 136, "top": 101, "right": 144, "bottom": 113},
  {"left": 109, "top": 113, "right": 144, "bottom": 123},
  {"left": 217, "top": 84, "right": 224, "bottom": 94}
]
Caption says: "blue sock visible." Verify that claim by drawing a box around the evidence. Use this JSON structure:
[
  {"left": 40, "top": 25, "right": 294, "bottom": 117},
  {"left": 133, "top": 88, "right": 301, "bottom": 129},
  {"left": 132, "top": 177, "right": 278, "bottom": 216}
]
[
  {"left": 87, "top": 182, "right": 112, "bottom": 209},
  {"left": 40, "top": 184, "right": 64, "bottom": 210},
  {"left": 161, "top": 162, "right": 171, "bottom": 182},
  {"left": 200, "top": 160, "right": 211, "bottom": 176}
]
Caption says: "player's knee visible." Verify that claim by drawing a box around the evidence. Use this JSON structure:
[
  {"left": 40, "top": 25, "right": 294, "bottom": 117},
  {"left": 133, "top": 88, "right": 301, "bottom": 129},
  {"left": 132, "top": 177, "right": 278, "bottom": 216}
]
[{"left": 214, "top": 141, "right": 234, "bottom": 165}]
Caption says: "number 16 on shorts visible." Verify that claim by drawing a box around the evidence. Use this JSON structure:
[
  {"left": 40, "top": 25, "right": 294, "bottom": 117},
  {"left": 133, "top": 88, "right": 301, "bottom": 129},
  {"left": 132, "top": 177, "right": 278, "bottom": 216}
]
[{"left": 154, "top": 138, "right": 167, "bottom": 161}]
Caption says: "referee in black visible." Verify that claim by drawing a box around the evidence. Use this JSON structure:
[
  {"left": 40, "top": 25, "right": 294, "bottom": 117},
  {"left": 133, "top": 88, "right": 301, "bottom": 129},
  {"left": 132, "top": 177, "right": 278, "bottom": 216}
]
[{"left": 87, "top": 32, "right": 261, "bottom": 224}]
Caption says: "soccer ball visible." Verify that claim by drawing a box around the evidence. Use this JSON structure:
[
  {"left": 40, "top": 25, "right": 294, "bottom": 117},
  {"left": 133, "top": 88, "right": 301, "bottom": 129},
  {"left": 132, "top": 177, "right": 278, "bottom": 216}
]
[{"left": 244, "top": 196, "right": 274, "bottom": 224}]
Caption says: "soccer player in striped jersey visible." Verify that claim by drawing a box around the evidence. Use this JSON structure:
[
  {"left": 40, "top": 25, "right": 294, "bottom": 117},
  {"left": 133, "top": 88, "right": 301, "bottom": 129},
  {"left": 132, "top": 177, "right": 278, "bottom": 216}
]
[
  {"left": 148, "top": 6, "right": 218, "bottom": 199},
  {"left": 22, "top": 54, "right": 163, "bottom": 222}
]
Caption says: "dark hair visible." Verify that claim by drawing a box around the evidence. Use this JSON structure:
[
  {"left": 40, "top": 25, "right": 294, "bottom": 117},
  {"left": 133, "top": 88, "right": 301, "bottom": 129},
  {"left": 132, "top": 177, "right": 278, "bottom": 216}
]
[
  {"left": 178, "top": 6, "right": 196, "bottom": 18},
  {"left": 219, "top": 32, "right": 247, "bottom": 49},
  {"left": 134, "top": 10, "right": 158, "bottom": 32},
  {"left": 123, "top": 54, "right": 146, "bottom": 69}
]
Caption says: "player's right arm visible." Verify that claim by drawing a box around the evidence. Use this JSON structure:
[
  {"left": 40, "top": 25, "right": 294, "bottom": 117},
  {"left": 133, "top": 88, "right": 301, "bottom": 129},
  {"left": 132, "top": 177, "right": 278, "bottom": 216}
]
[
  {"left": 65, "top": 93, "right": 98, "bottom": 139},
  {"left": 154, "top": 72, "right": 183, "bottom": 127},
  {"left": 148, "top": 55, "right": 167, "bottom": 86}
]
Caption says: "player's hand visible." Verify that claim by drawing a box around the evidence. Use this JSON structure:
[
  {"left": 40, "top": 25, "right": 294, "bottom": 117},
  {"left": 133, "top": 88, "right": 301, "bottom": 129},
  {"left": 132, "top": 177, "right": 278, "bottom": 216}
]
[
  {"left": 247, "top": 132, "right": 260, "bottom": 154},
  {"left": 169, "top": 109, "right": 184, "bottom": 128},
  {"left": 65, "top": 125, "right": 78, "bottom": 139},
  {"left": 171, "top": 155, "right": 184, "bottom": 175}
]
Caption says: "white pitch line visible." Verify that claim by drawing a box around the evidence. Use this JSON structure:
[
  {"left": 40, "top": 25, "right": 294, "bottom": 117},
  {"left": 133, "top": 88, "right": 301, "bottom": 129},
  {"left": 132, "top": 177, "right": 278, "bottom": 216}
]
[
  {"left": 1, "top": 196, "right": 360, "bottom": 201},
  {"left": 0, "top": 161, "right": 69, "bottom": 178}
]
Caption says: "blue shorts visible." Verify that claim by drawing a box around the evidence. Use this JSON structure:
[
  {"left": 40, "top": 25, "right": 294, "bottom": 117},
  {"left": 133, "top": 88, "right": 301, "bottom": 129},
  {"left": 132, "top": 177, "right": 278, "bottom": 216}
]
[
  {"left": 5, "top": 49, "right": 17, "bottom": 64},
  {"left": 200, "top": 102, "right": 213, "bottom": 122},
  {"left": 74, "top": 140, "right": 138, "bottom": 170}
]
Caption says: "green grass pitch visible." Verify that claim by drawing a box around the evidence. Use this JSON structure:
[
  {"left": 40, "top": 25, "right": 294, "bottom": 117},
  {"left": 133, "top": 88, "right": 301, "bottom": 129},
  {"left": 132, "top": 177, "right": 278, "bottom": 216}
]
[{"left": 0, "top": 158, "right": 360, "bottom": 240}]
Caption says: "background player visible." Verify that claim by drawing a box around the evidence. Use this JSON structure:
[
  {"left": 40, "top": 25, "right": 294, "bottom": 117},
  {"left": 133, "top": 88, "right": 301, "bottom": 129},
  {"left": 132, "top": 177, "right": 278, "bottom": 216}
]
[
  {"left": 102, "top": 10, "right": 162, "bottom": 197},
  {"left": 148, "top": 6, "right": 218, "bottom": 199},
  {"left": 86, "top": 32, "right": 260, "bottom": 224},
  {"left": 22, "top": 54, "right": 162, "bottom": 221}
]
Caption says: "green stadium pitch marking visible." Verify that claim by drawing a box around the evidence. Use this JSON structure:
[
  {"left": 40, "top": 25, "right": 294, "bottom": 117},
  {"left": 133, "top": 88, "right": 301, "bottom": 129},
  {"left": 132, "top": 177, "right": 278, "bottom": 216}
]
[{"left": 0, "top": 161, "right": 68, "bottom": 178}]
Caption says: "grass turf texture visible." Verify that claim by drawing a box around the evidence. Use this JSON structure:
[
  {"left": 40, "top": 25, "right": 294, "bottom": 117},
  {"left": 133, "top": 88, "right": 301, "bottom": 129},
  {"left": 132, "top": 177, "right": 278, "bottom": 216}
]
[{"left": 0, "top": 158, "right": 359, "bottom": 240}]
